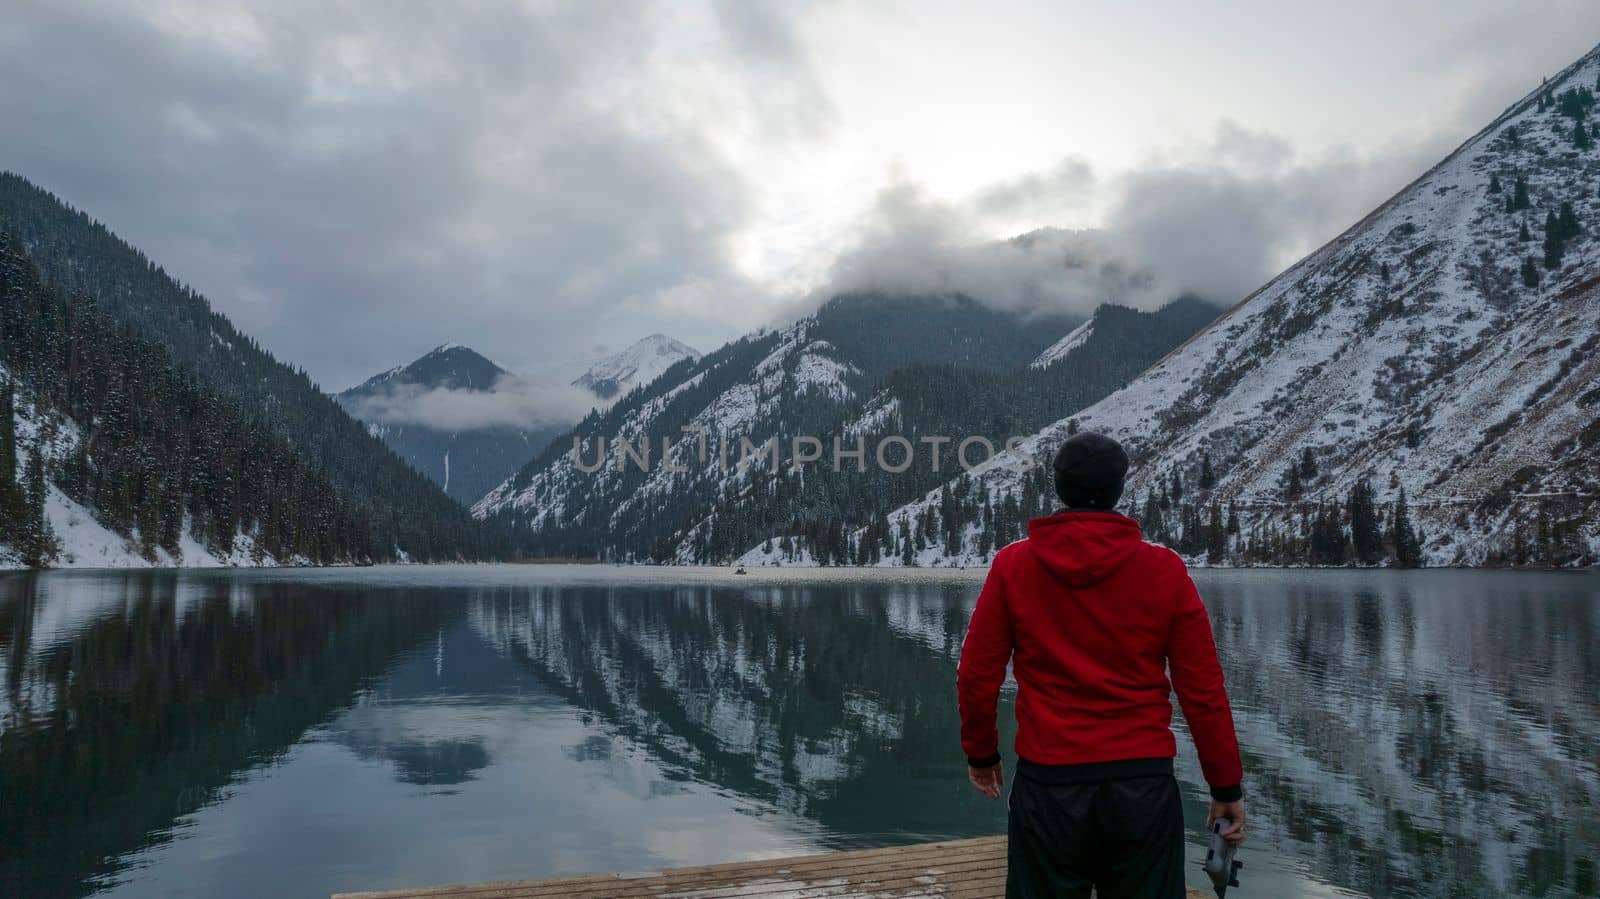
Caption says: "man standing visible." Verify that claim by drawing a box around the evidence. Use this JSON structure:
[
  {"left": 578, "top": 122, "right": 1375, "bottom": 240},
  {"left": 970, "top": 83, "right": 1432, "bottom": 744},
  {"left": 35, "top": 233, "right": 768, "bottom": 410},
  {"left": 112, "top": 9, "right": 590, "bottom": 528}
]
[{"left": 957, "top": 432, "right": 1246, "bottom": 898}]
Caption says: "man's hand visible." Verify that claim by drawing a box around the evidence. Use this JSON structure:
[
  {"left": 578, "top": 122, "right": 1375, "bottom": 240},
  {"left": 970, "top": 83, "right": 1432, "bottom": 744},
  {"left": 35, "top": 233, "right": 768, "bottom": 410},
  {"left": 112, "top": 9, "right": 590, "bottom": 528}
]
[
  {"left": 968, "top": 761, "right": 1004, "bottom": 800},
  {"left": 1207, "top": 799, "right": 1247, "bottom": 846}
]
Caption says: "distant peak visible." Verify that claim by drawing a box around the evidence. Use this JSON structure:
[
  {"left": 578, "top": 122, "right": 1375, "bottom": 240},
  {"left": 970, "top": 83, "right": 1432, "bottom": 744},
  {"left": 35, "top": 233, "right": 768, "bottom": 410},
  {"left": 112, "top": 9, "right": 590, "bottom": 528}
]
[
  {"left": 572, "top": 333, "right": 702, "bottom": 401},
  {"left": 632, "top": 333, "right": 698, "bottom": 353}
]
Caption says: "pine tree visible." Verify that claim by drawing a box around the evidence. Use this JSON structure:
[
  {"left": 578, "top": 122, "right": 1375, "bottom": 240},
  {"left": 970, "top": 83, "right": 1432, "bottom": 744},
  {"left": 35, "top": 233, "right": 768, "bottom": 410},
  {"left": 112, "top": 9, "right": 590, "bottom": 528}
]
[
  {"left": 0, "top": 380, "right": 18, "bottom": 536},
  {"left": 1299, "top": 447, "right": 1318, "bottom": 481},
  {"left": 1379, "top": 261, "right": 1390, "bottom": 282},
  {"left": 1488, "top": 172, "right": 1502, "bottom": 194},
  {"left": 1206, "top": 500, "right": 1226, "bottom": 564},
  {"left": 1522, "top": 256, "right": 1541, "bottom": 287},
  {"left": 1558, "top": 201, "right": 1582, "bottom": 239},
  {"left": 1283, "top": 464, "right": 1302, "bottom": 501},
  {"left": 1199, "top": 453, "right": 1216, "bottom": 490},
  {"left": 1391, "top": 487, "right": 1421, "bottom": 568},
  {"left": 1505, "top": 124, "right": 1520, "bottom": 148},
  {"left": 1518, "top": 221, "right": 1531, "bottom": 242},
  {"left": 1349, "top": 480, "right": 1382, "bottom": 565},
  {"left": 1512, "top": 176, "right": 1530, "bottom": 211},
  {"left": 21, "top": 444, "right": 52, "bottom": 567},
  {"left": 1544, "top": 226, "right": 1564, "bottom": 270}
]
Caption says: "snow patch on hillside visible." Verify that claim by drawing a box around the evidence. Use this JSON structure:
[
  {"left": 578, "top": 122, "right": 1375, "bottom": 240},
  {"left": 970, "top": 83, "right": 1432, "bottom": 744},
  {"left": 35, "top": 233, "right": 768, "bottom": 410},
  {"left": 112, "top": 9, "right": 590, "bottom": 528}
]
[
  {"left": 1030, "top": 320, "right": 1095, "bottom": 369},
  {"left": 0, "top": 367, "right": 291, "bottom": 570}
]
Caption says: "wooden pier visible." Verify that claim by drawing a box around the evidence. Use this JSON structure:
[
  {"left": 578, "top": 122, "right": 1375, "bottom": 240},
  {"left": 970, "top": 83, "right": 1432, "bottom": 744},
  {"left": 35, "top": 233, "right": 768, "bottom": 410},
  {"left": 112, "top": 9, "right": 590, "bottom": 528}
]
[{"left": 332, "top": 835, "right": 1206, "bottom": 898}]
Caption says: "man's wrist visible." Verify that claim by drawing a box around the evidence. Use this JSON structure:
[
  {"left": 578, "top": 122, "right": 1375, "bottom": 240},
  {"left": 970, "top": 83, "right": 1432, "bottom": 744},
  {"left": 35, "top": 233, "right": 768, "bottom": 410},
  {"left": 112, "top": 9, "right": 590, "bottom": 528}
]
[
  {"left": 1209, "top": 783, "right": 1243, "bottom": 802},
  {"left": 967, "top": 752, "right": 1002, "bottom": 768}
]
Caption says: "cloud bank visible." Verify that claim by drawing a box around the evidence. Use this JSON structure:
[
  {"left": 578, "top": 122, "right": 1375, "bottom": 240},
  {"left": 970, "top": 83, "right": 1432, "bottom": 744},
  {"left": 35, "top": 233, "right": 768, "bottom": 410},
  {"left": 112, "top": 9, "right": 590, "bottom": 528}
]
[
  {"left": 343, "top": 375, "right": 598, "bottom": 433},
  {"left": 821, "top": 121, "right": 1447, "bottom": 318},
  {"left": 5, "top": 0, "right": 1598, "bottom": 391},
  {"left": 0, "top": 0, "right": 816, "bottom": 390}
]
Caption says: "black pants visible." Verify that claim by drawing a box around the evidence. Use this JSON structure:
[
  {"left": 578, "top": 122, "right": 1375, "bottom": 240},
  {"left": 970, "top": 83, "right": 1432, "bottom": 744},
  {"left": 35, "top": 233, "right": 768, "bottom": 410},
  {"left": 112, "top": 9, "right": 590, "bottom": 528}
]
[{"left": 1006, "top": 757, "right": 1186, "bottom": 899}]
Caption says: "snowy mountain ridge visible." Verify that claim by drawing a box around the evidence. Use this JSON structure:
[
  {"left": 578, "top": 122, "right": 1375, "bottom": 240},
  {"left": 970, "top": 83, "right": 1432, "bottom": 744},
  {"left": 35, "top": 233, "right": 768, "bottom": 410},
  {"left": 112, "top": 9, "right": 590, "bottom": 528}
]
[
  {"left": 572, "top": 333, "right": 702, "bottom": 402},
  {"left": 843, "top": 44, "right": 1600, "bottom": 568},
  {"left": 475, "top": 288, "right": 1217, "bottom": 563},
  {"left": 474, "top": 316, "right": 848, "bottom": 532}
]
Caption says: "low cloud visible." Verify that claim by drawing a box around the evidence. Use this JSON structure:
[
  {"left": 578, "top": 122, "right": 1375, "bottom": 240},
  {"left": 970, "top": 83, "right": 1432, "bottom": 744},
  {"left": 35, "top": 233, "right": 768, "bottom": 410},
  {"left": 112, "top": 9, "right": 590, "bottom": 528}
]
[
  {"left": 1103, "top": 122, "right": 1445, "bottom": 304},
  {"left": 822, "top": 178, "right": 1160, "bottom": 319},
  {"left": 822, "top": 121, "right": 1446, "bottom": 316},
  {"left": 345, "top": 375, "right": 598, "bottom": 432}
]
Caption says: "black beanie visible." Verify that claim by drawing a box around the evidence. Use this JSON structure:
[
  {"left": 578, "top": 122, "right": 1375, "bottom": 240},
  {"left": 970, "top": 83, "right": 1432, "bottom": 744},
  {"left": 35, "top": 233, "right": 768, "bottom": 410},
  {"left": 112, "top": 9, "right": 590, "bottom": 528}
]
[{"left": 1052, "top": 432, "right": 1129, "bottom": 510}]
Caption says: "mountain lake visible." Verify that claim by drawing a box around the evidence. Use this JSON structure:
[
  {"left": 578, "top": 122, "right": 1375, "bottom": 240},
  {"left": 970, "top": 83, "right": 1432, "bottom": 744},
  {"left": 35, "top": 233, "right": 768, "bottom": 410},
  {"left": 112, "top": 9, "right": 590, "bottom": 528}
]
[{"left": 0, "top": 566, "right": 1595, "bottom": 898}]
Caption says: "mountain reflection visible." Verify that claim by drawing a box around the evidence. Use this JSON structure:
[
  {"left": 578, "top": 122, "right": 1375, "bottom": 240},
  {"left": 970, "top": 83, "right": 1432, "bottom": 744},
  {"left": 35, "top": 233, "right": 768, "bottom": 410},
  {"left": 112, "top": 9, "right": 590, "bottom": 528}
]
[
  {"left": 1197, "top": 574, "right": 1599, "bottom": 898},
  {"left": 467, "top": 582, "right": 1008, "bottom": 844},
  {"left": 467, "top": 574, "right": 1599, "bottom": 898},
  {"left": 0, "top": 569, "right": 1595, "bottom": 899},
  {"left": 0, "top": 572, "right": 463, "bottom": 898}
]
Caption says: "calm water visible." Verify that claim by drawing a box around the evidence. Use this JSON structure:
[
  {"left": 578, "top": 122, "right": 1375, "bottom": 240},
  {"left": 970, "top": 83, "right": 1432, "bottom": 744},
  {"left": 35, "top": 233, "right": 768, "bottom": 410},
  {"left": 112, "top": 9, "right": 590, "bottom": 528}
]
[{"left": 0, "top": 566, "right": 1595, "bottom": 899}]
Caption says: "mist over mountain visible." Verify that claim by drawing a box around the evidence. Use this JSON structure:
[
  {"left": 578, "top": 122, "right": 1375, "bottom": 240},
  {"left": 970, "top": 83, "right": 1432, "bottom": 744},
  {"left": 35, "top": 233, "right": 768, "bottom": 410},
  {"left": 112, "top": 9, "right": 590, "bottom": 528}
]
[
  {"left": 334, "top": 335, "right": 701, "bottom": 505},
  {"left": 473, "top": 289, "right": 1218, "bottom": 562},
  {"left": 335, "top": 345, "right": 576, "bottom": 505}
]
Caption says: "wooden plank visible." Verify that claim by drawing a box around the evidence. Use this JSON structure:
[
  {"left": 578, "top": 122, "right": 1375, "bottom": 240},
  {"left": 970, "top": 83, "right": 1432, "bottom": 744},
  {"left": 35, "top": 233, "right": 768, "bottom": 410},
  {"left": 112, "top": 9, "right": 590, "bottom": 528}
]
[
  {"left": 425, "top": 850, "right": 1008, "bottom": 899},
  {"left": 333, "top": 835, "right": 1205, "bottom": 899},
  {"left": 336, "top": 838, "right": 1003, "bottom": 899}
]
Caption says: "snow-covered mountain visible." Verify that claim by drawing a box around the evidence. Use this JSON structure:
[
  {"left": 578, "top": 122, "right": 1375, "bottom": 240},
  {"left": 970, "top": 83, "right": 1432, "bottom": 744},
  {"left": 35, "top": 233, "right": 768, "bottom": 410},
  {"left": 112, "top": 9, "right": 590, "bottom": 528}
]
[
  {"left": 344, "top": 342, "right": 505, "bottom": 396},
  {"left": 473, "top": 291, "right": 1215, "bottom": 562},
  {"left": 572, "top": 333, "right": 701, "bottom": 402},
  {"left": 866, "top": 45, "right": 1600, "bottom": 568},
  {"left": 336, "top": 344, "right": 565, "bottom": 505}
]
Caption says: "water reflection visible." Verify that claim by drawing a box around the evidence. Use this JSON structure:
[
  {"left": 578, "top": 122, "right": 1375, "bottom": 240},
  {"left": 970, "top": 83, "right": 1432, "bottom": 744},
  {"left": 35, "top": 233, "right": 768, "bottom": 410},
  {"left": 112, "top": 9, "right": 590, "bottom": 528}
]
[
  {"left": 0, "top": 568, "right": 1595, "bottom": 899},
  {"left": 0, "top": 573, "right": 464, "bottom": 897},
  {"left": 1196, "top": 572, "right": 1599, "bottom": 898},
  {"left": 467, "top": 582, "right": 1009, "bottom": 843}
]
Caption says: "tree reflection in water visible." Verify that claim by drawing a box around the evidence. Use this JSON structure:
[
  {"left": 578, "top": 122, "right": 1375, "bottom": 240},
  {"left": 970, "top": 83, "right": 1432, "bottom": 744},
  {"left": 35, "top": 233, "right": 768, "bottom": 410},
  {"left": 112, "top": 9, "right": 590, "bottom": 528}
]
[{"left": 0, "top": 569, "right": 1594, "bottom": 899}]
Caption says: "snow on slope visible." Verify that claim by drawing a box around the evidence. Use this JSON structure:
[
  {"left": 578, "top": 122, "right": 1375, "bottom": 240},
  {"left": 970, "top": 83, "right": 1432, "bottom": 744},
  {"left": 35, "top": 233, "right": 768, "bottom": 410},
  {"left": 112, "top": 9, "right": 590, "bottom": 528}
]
[
  {"left": 858, "top": 45, "right": 1600, "bottom": 567},
  {"left": 1, "top": 365, "right": 292, "bottom": 570},
  {"left": 1029, "top": 320, "right": 1094, "bottom": 369},
  {"left": 474, "top": 318, "right": 856, "bottom": 538},
  {"left": 572, "top": 333, "right": 701, "bottom": 402}
]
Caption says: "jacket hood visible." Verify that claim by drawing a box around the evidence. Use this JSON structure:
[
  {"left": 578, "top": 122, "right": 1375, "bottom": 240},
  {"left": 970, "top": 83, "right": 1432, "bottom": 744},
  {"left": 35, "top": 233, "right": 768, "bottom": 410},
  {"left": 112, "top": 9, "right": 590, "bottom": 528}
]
[{"left": 1025, "top": 510, "right": 1143, "bottom": 587}]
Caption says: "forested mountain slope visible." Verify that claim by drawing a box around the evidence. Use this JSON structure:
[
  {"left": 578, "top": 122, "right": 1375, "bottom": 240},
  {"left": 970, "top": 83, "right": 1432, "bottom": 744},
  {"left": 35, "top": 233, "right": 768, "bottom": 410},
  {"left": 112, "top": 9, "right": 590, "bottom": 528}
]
[
  {"left": 0, "top": 232, "right": 371, "bottom": 566},
  {"left": 0, "top": 174, "right": 498, "bottom": 561},
  {"left": 873, "top": 45, "right": 1600, "bottom": 569},
  {"left": 475, "top": 292, "right": 1217, "bottom": 563}
]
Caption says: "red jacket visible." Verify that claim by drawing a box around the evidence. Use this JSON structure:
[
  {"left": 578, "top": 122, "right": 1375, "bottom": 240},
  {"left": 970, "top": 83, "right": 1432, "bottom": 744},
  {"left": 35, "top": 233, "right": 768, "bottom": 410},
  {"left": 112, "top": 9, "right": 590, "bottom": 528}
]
[{"left": 957, "top": 510, "right": 1243, "bottom": 799}]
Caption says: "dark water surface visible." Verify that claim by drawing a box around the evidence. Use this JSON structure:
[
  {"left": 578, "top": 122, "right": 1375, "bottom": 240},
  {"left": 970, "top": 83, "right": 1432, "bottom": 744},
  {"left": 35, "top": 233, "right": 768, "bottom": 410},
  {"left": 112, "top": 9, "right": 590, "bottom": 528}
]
[{"left": 0, "top": 566, "right": 1595, "bottom": 898}]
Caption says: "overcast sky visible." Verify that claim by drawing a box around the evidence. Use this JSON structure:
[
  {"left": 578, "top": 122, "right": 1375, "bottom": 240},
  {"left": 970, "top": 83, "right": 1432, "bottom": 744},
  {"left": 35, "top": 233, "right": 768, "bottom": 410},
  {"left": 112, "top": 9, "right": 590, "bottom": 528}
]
[{"left": 3, "top": 1, "right": 1598, "bottom": 391}]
